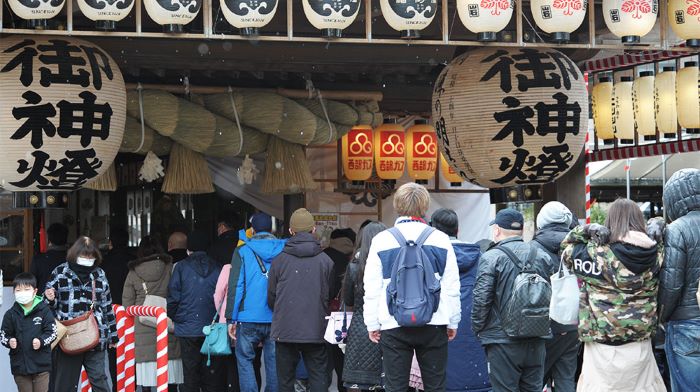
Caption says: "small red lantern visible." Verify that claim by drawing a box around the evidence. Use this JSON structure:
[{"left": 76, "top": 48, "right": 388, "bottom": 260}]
[
  {"left": 406, "top": 120, "right": 438, "bottom": 183},
  {"left": 440, "top": 154, "right": 463, "bottom": 185},
  {"left": 342, "top": 125, "right": 374, "bottom": 181},
  {"left": 374, "top": 119, "right": 406, "bottom": 180}
]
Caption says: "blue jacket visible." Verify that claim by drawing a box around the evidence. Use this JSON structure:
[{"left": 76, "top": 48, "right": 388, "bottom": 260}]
[
  {"left": 447, "top": 240, "right": 492, "bottom": 392},
  {"left": 228, "top": 233, "right": 286, "bottom": 323},
  {"left": 167, "top": 251, "right": 221, "bottom": 337}
]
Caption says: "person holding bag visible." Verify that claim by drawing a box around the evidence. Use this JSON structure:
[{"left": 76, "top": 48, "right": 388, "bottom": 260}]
[
  {"left": 122, "top": 236, "right": 183, "bottom": 391},
  {"left": 45, "top": 236, "right": 118, "bottom": 392}
]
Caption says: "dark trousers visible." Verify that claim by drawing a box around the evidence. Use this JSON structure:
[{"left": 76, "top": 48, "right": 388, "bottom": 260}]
[
  {"left": 544, "top": 330, "right": 580, "bottom": 392},
  {"left": 180, "top": 336, "right": 227, "bottom": 392},
  {"left": 326, "top": 344, "right": 346, "bottom": 392},
  {"left": 380, "top": 325, "right": 448, "bottom": 392},
  {"left": 486, "top": 340, "right": 546, "bottom": 392},
  {"left": 108, "top": 347, "right": 117, "bottom": 392},
  {"left": 276, "top": 342, "right": 329, "bottom": 392},
  {"left": 54, "top": 348, "right": 111, "bottom": 392}
]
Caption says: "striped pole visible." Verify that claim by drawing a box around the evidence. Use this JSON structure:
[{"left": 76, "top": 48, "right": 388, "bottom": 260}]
[
  {"left": 80, "top": 367, "right": 91, "bottom": 392},
  {"left": 124, "top": 309, "right": 136, "bottom": 392},
  {"left": 585, "top": 72, "right": 591, "bottom": 224},
  {"left": 113, "top": 305, "right": 127, "bottom": 392},
  {"left": 125, "top": 305, "right": 169, "bottom": 392}
]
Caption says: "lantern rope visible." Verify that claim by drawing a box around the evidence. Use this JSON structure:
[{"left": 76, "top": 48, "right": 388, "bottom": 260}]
[
  {"left": 227, "top": 86, "right": 245, "bottom": 157},
  {"left": 135, "top": 83, "right": 147, "bottom": 154}
]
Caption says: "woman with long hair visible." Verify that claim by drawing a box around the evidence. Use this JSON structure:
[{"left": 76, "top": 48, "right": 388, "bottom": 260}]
[
  {"left": 562, "top": 198, "right": 665, "bottom": 392},
  {"left": 342, "top": 221, "right": 387, "bottom": 391}
]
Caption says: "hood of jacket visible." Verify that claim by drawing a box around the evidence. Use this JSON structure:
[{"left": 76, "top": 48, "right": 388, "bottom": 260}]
[
  {"left": 246, "top": 233, "right": 286, "bottom": 262},
  {"left": 184, "top": 251, "right": 218, "bottom": 277},
  {"left": 328, "top": 237, "right": 355, "bottom": 256},
  {"left": 12, "top": 295, "right": 46, "bottom": 316},
  {"left": 128, "top": 253, "right": 172, "bottom": 282},
  {"left": 452, "top": 240, "right": 481, "bottom": 273},
  {"left": 533, "top": 224, "right": 570, "bottom": 255},
  {"left": 283, "top": 232, "right": 323, "bottom": 258},
  {"left": 664, "top": 168, "right": 700, "bottom": 222},
  {"left": 610, "top": 231, "right": 658, "bottom": 274}
]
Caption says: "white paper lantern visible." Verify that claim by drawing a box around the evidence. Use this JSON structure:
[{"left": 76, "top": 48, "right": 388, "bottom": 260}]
[
  {"left": 531, "top": 0, "right": 587, "bottom": 42},
  {"left": 603, "top": 0, "right": 658, "bottom": 43},
  {"left": 77, "top": 0, "right": 135, "bottom": 30},
  {"left": 380, "top": 0, "right": 438, "bottom": 38},
  {"left": 633, "top": 71, "right": 656, "bottom": 140},
  {"left": 144, "top": 0, "right": 202, "bottom": 33},
  {"left": 431, "top": 48, "right": 588, "bottom": 188},
  {"left": 655, "top": 67, "right": 678, "bottom": 138},
  {"left": 303, "top": 0, "right": 361, "bottom": 39},
  {"left": 0, "top": 36, "right": 126, "bottom": 192},
  {"left": 456, "top": 0, "right": 513, "bottom": 42},
  {"left": 613, "top": 76, "right": 635, "bottom": 143},
  {"left": 592, "top": 77, "right": 615, "bottom": 143},
  {"left": 8, "top": 0, "right": 65, "bottom": 28},
  {"left": 677, "top": 62, "right": 700, "bottom": 133},
  {"left": 222, "top": 0, "right": 279, "bottom": 36},
  {"left": 668, "top": 0, "right": 700, "bottom": 47}
]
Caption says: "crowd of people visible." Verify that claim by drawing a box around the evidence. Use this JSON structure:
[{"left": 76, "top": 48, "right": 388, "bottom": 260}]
[{"left": 1, "top": 168, "right": 700, "bottom": 392}]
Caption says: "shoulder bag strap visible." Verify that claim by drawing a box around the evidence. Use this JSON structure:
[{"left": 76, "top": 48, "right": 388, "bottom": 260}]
[
  {"left": 91, "top": 279, "right": 96, "bottom": 310},
  {"left": 141, "top": 281, "right": 149, "bottom": 295},
  {"left": 248, "top": 248, "right": 268, "bottom": 276},
  {"left": 212, "top": 294, "right": 226, "bottom": 325},
  {"left": 495, "top": 245, "right": 525, "bottom": 272}
]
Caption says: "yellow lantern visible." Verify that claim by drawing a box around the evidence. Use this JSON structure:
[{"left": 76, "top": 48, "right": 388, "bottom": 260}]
[
  {"left": 602, "top": 0, "right": 659, "bottom": 43},
  {"left": 677, "top": 62, "right": 700, "bottom": 133},
  {"left": 592, "top": 76, "right": 615, "bottom": 144},
  {"left": 633, "top": 71, "right": 656, "bottom": 140},
  {"left": 303, "top": 0, "right": 361, "bottom": 39},
  {"left": 374, "top": 119, "right": 406, "bottom": 180},
  {"left": 8, "top": 0, "right": 65, "bottom": 28},
  {"left": 380, "top": 0, "right": 438, "bottom": 39},
  {"left": 669, "top": 0, "right": 700, "bottom": 47},
  {"left": 655, "top": 66, "right": 678, "bottom": 138},
  {"left": 406, "top": 120, "right": 438, "bottom": 183},
  {"left": 530, "top": 0, "right": 587, "bottom": 43},
  {"left": 440, "top": 154, "right": 463, "bottom": 185},
  {"left": 341, "top": 125, "right": 373, "bottom": 181},
  {"left": 456, "top": 0, "right": 514, "bottom": 42},
  {"left": 222, "top": 0, "right": 279, "bottom": 37},
  {"left": 144, "top": 0, "right": 202, "bottom": 33},
  {"left": 613, "top": 76, "right": 635, "bottom": 144},
  {"left": 77, "top": 0, "right": 135, "bottom": 30}
]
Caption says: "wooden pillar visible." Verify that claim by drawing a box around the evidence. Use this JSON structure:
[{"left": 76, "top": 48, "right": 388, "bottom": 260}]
[
  {"left": 283, "top": 194, "right": 306, "bottom": 236},
  {"left": 540, "top": 152, "right": 587, "bottom": 223}
]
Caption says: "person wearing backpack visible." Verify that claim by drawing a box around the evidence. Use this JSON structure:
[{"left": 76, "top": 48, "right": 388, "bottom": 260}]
[
  {"left": 363, "top": 183, "right": 461, "bottom": 392},
  {"left": 472, "top": 208, "right": 552, "bottom": 392}
]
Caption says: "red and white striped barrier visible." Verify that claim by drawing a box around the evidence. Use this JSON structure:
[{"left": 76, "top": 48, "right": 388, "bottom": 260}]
[
  {"left": 584, "top": 72, "right": 591, "bottom": 225},
  {"left": 124, "top": 306, "right": 169, "bottom": 392},
  {"left": 582, "top": 45, "right": 693, "bottom": 73},
  {"left": 586, "top": 138, "right": 700, "bottom": 162},
  {"left": 80, "top": 367, "right": 91, "bottom": 392}
]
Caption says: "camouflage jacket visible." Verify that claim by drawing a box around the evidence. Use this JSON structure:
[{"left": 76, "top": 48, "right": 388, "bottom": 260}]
[{"left": 561, "top": 226, "right": 663, "bottom": 344}]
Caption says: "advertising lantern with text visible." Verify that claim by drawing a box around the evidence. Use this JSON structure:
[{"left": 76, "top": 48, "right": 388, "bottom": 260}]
[
  {"left": 222, "top": 0, "right": 278, "bottom": 36},
  {"left": 440, "top": 154, "right": 463, "bottom": 185},
  {"left": 633, "top": 71, "right": 656, "bottom": 140},
  {"left": 380, "top": 0, "right": 438, "bottom": 39},
  {"left": 677, "top": 62, "right": 700, "bottom": 133},
  {"left": 530, "top": 0, "right": 587, "bottom": 43},
  {"left": 431, "top": 48, "right": 588, "bottom": 188},
  {"left": 303, "top": 0, "right": 361, "bottom": 38},
  {"left": 77, "top": 0, "right": 135, "bottom": 30},
  {"left": 613, "top": 76, "right": 635, "bottom": 143},
  {"left": 456, "top": 0, "right": 513, "bottom": 42},
  {"left": 592, "top": 77, "right": 615, "bottom": 143},
  {"left": 144, "top": 0, "right": 202, "bottom": 33},
  {"left": 8, "top": 0, "right": 65, "bottom": 28},
  {"left": 342, "top": 125, "right": 373, "bottom": 181},
  {"left": 406, "top": 120, "right": 438, "bottom": 182},
  {"left": 374, "top": 120, "right": 406, "bottom": 180},
  {"left": 669, "top": 0, "right": 700, "bottom": 47},
  {"left": 0, "top": 36, "right": 126, "bottom": 192},
  {"left": 655, "top": 67, "right": 678, "bottom": 138},
  {"left": 603, "top": 0, "right": 658, "bottom": 43}
]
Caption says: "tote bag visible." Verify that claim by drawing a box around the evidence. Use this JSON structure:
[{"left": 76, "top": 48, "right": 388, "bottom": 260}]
[
  {"left": 139, "top": 282, "right": 175, "bottom": 332},
  {"left": 549, "top": 256, "right": 580, "bottom": 325},
  {"left": 200, "top": 297, "right": 231, "bottom": 366},
  {"left": 324, "top": 308, "right": 353, "bottom": 344}
]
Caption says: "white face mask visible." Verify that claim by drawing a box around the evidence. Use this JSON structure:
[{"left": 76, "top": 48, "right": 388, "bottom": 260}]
[
  {"left": 15, "top": 289, "right": 35, "bottom": 305},
  {"left": 76, "top": 257, "right": 96, "bottom": 267}
]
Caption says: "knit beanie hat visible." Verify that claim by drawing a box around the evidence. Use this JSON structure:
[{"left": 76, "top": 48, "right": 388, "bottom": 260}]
[
  {"left": 251, "top": 213, "right": 273, "bottom": 233},
  {"left": 187, "top": 230, "right": 210, "bottom": 252},
  {"left": 536, "top": 201, "right": 573, "bottom": 229},
  {"left": 290, "top": 208, "right": 315, "bottom": 233}
]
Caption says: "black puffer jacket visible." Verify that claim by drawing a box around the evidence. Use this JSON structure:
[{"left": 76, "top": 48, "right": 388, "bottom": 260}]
[{"left": 659, "top": 168, "right": 700, "bottom": 323}]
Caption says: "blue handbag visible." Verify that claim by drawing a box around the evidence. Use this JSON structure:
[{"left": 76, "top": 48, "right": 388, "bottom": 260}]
[{"left": 200, "top": 297, "right": 232, "bottom": 366}]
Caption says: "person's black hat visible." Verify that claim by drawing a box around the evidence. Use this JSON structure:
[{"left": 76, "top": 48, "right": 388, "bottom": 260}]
[
  {"left": 330, "top": 228, "right": 356, "bottom": 244},
  {"left": 250, "top": 213, "right": 273, "bottom": 233},
  {"left": 489, "top": 208, "right": 524, "bottom": 230},
  {"left": 187, "top": 230, "right": 210, "bottom": 252}
]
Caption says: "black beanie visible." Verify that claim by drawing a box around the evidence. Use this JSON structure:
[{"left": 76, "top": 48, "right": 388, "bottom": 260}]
[{"left": 187, "top": 230, "right": 210, "bottom": 252}]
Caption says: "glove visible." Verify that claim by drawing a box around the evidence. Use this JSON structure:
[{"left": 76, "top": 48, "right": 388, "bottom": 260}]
[
  {"left": 582, "top": 223, "right": 610, "bottom": 246},
  {"left": 646, "top": 217, "right": 666, "bottom": 243}
]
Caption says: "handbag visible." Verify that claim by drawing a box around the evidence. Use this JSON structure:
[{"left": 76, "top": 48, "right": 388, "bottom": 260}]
[
  {"left": 200, "top": 297, "right": 231, "bottom": 366},
  {"left": 549, "top": 255, "right": 580, "bottom": 326},
  {"left": 139, "top": 281, "right": 175, "bottom": 332},
  {"left": 59, "top": 280, "right": 101, "bottom": 355},
  {"left": 324, "top": 305, "right": 353, "bottom": 345}
]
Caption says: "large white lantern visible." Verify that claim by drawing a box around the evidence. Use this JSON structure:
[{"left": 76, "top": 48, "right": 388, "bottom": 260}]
[
  {"left": 380, "top": 0, "right": 438, "bottom": 38},
  {"left": 613, "top": 76, "right": 635, "bottom": 143},
  {"left": 655, "top": 66, "right": 678, "bottom": 138},
  {"left": 603, "top": 0, "right": 658, "bottom": 43},
  {"left": 77, "top": 0, "right": 135, "bottom": 30},
  {"left": 431, "top": 48, "right": 588, "bottom": 188},
  {"left": 303, "top": 0, "right": 361, "bottom": 39},
  {"left": 144, "top": 0, "right": 202, "bottom": 33},
  {"left": 633, "top": 71, "right": 656, "bottom": 140},
  {"left": 222, "top": 0, "right": 279, "bottom": 37},
  {"left": 531, "top": 0, "right": 587, "bottom": 42},
  {"left": 8, "top": 0, "right": 65, "bottom": 28},
  {"left": 0, "top": 36, "right": 126, "bottom": 192},
  {"left": 456, "top": 0, "right": 513, "bottom": 42},
  {"left": 669, "top": 0, "right": 700, "bottom": 47},
  {"left": 592, "top": 76, "right": 615, "bottom": 144},
  {"left": 677, "top": 61, "right": 700, "bottom": 133}
]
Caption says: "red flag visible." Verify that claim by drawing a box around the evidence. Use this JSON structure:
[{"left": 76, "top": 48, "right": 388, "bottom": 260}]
[{"left": 39, "top": 212, "right": 47, "bottom": 253}]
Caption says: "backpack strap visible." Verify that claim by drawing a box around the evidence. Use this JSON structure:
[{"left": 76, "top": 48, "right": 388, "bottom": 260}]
[
  {"left": 388, "top": 227, "right": 408, "bottom": 246},
  {"left": 495, "top": 244, "right": 536, "bottom": 272},
  {"left": 415, "top": 227, "right": 435, "bottom": 247},
  {"left": 388, "top": 227, "right": 435, "bottom": 247}
]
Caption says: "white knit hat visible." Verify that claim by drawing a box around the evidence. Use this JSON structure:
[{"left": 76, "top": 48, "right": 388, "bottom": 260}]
[{"left": 537, "top": 201, "right": 573, "bottom": 229}]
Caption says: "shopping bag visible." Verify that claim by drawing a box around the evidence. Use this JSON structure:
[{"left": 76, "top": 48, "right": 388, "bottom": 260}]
[
  {"left": 549, "top": 257, "right": 579, "bottom": 325},
  {"left": 324, "top": 310, "right": 353, "bottom": 344}
]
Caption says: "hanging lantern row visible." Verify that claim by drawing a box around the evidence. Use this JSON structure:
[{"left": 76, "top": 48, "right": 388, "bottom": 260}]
[{"left": 592, "top": 62, "right": 700, "bottom": 144}]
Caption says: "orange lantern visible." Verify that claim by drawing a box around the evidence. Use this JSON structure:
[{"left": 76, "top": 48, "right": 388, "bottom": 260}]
[
  {"left": 374, "top": 119, "right": 406, "bottom": 180},
  {"left": 440, "top": 154, "right": 463, "bottom": 185},
  {"left": 406, "top": 120, "right": 438, "bottom": 183},
  {"left": 342, "top": 125, "right": 374, "bottom": 181}
]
